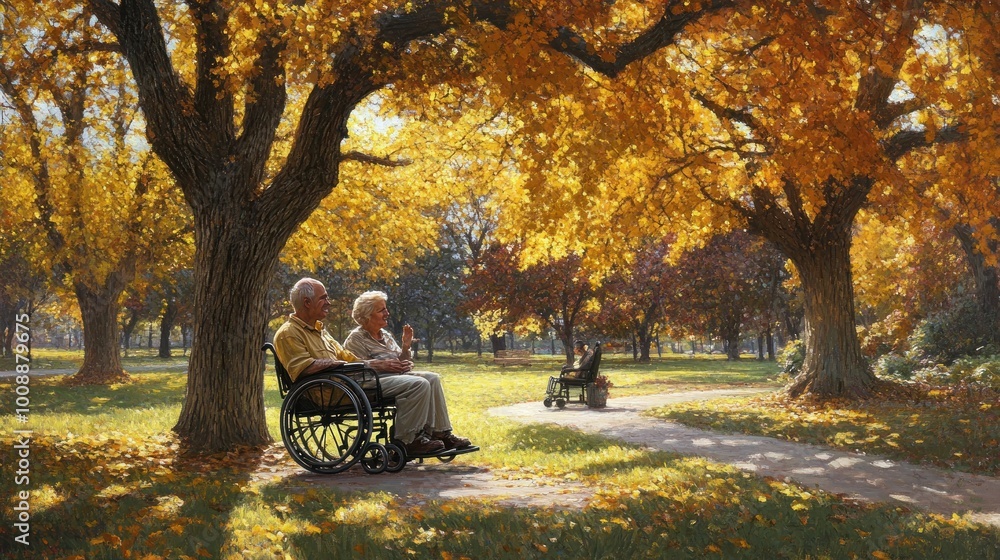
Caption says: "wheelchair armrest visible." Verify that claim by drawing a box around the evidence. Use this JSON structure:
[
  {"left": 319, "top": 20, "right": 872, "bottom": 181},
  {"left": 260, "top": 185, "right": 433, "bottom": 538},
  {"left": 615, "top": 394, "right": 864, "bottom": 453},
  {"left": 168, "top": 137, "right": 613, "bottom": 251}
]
[
  {"left": 312, "top": 363, "right": 391, "bottom": 404},
  {"left": 332, "top": 362, "right": 368, "bottom": 373}
]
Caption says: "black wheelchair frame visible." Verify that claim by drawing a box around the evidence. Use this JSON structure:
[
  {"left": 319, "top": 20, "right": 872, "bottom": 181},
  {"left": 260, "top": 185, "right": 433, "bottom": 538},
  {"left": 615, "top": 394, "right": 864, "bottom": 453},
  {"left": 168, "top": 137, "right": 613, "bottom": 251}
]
[{"left": 263, "top": 343, "right": 476, "bottom": 474}]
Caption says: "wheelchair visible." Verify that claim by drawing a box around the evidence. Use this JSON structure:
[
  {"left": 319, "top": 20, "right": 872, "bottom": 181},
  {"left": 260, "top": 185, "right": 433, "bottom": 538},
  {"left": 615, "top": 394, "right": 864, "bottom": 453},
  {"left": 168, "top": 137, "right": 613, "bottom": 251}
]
[
  {"left": 263, "top": 343, "right": 477, "bottom": 474},
  {"left": 543, "top": 342, "right": 603, "bottom": 408}
]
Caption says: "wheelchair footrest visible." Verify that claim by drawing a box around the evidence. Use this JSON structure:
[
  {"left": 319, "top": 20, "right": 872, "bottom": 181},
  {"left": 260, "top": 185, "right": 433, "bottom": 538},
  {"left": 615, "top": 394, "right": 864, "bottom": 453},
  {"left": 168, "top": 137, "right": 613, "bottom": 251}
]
[
  {"left": 407, "top": 445, "right": 480, "bottom": 459},
  {"left": 437, "top": 445, "right": 479, "bottom": 457}
]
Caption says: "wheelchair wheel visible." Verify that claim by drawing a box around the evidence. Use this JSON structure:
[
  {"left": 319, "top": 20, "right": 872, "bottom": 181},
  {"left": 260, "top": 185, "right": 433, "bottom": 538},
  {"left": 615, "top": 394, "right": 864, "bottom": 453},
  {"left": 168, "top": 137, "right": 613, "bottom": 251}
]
[
  {"left": 361, "top": 442, "right": 388, "bottom": 474},
  {"left": 281, "top": 376, "right": 373, "bottom": 474},
  {"left": 384, "top": 443, "right": 406, "bottom": 473},
  {"left": 543, "top": 397, "right": 553, "bottom": 408},
  {"left": 556, "top": 398, "right": 566, "bottom": 409}
]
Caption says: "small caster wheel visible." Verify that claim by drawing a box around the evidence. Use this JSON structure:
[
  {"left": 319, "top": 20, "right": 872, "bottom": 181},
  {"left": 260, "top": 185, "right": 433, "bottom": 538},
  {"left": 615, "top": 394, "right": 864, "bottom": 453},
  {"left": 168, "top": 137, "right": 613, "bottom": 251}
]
[
  {"left": 556, "top": 399, "right": 566, "bottom": 409},
  {"left": 543, "top": 397, "right": 553, "bottom": 407},
  {"left": 361, "top": 443, "right": 387, "bottom": 474}
]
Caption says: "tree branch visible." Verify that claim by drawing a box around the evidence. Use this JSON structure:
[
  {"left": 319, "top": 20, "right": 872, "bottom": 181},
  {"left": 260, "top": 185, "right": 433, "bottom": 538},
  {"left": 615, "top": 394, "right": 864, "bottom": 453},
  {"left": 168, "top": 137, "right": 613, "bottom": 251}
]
[
  {"left": 854, "top": 0, "right": 924, "bottom": 127},
  {"left": 884, "top": 125, "right": 966, "bottom": 160},
  {"left": 341, "top": 151, "right": 412, "bottom": 167},
  {"left": 86, "top": 0, "right": 121, "bottom": 36},
  {"left": 87, "top": 0, "right": 208, "bottom": 198},
  {"left": 186, "top": 0, "right": 234, "bottom": 143},
  {"left": 550, "top": 0, "right": 735, "bottom": 78}
]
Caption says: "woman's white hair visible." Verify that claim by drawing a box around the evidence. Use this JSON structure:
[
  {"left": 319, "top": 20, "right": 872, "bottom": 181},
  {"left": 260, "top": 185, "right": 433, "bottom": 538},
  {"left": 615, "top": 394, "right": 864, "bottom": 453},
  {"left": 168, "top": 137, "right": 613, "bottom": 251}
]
[
  {"left": 290, "top": 278, "right": 322, "bottom": 313},
  {"left": 352, "top": 290, "right": 388, "bottom": 326}
]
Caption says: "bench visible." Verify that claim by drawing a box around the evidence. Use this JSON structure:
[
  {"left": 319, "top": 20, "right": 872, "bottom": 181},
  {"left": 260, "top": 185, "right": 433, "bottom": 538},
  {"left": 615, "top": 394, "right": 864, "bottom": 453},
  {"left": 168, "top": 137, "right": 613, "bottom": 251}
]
[{"left": 493, "top": 349, "right": 532, "bottom": 366}]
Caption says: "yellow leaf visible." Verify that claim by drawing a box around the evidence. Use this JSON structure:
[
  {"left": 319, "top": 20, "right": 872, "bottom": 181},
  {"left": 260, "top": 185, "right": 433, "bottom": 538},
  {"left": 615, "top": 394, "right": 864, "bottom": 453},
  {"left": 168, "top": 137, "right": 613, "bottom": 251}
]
[
  {"left": 533, "top": 543, "right": 548, "bottom": 553},
  {"left": 872, "top": 551, "right": 891, "bottom": 560},
  {"left": 90, "top": 533, "right": 122, "bottom": 547}
]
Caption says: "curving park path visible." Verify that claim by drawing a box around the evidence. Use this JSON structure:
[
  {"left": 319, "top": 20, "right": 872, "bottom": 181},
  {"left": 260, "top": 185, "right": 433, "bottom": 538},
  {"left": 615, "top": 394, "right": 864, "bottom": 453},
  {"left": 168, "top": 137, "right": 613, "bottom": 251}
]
[{"left": 488, "top": 389, "right": 1000, "bottom": 527}]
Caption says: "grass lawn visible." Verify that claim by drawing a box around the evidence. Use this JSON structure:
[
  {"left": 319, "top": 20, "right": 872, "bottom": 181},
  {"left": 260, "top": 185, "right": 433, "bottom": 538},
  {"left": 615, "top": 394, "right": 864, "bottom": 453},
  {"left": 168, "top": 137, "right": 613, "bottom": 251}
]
[
  {"left": 1, "top": 352, "right": 998, "bottom": 558},
  {"left": 0, "top": 347, "right": 191, "bottom": 372}
]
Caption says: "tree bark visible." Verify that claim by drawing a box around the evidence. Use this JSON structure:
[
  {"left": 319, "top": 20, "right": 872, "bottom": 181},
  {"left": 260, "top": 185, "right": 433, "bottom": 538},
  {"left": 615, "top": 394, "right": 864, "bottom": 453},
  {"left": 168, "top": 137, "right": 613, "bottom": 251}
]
[
  {"left": 786, "top": 238, "right": 876, "bottom": 398},
  {"left": 66, "top": 280, "right": 130, "bottom": 385},
  {"left": 720, "top": 298, "right": 742, "bottom": 361},
  {"left": 173, "top": 216, "right": 284, "bottom": 451},
  {"left": 490, "top": 333, "right": 507, "bottom": 353},
  {"left": 561, "top": 321, "right": 575, "bottom": 366},
  {"left": 121, "top": 307, "right": 141, "bottom": 351},
  {"left": 954, "top": 224, "right": 1000, "bottom": 345},
  {"left": 1, "top": 301, "right": 14, "bottom": 357},
  {"left": 766, "top": 324, "right": 776, "bottom": 361},
  {"left": 637, "top": 322, "right": 653, "bottom": 362},
  {"left": 159, "top": 297, "right": 178, "bottom": 358}
]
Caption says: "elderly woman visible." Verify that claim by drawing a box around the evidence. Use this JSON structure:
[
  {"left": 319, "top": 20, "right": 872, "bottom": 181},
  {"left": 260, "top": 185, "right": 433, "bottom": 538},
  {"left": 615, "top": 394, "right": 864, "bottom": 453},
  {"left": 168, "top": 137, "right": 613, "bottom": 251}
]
[{"left": 343, "top": 290, "right": 472, "bottom": 455}]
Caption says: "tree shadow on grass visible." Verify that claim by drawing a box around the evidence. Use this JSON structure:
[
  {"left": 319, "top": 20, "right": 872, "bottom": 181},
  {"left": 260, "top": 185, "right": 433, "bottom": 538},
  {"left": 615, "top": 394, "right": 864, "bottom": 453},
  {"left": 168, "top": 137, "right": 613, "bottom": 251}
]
[
  {"left": 2, "top": 373, "right": 188, "bottom": 417},
  {"left": 0, "top": 435, "right": 270, "bottom": 559}
]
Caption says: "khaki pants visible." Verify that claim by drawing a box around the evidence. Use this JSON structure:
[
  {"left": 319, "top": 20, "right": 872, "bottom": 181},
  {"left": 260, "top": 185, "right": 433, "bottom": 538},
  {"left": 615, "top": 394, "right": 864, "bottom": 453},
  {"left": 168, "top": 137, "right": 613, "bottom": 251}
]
[{"left": 379, "top": 371, "right": 452, "bottom": 444}]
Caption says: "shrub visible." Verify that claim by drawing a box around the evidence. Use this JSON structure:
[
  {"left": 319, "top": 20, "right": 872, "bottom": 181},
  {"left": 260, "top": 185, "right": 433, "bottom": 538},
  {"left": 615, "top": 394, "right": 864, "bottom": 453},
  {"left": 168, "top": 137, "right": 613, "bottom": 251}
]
[
  {"left": 907, "top": 296, "right": 996, "bottom": 363},
  {"left": 947, "top": 356, "right": 1000, "bottom": 388},
  {"left": 873, "top": 353, "right": 920, "bottom": 379},
  {"left": 778, "top": 339, "right": 804, "bottom": 377}
]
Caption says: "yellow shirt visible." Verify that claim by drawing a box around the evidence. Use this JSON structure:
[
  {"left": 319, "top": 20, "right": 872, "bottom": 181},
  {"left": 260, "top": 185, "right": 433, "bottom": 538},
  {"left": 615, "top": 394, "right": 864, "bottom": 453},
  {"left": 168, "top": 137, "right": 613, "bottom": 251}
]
[{"left": 273, "top": 315, "right": 359, "bottom": 382}]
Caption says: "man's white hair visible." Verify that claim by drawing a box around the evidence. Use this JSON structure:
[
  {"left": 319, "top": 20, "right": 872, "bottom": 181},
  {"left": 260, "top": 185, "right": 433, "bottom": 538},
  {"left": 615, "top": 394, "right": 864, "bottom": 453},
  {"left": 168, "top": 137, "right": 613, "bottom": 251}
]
[
  {"left": 352, "top": 290, "right": 388, "bottom": 326},
  {"left": 290, "top": 278, "right": 322, "bottom": 313}
]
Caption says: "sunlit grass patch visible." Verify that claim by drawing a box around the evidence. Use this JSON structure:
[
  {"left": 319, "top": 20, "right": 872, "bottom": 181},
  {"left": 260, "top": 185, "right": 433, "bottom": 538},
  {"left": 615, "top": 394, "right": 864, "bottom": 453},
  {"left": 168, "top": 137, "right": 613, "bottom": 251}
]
[
  {"left": 0, "top": 372, "right": 186, "bottom": 436},
  {"left": 0, "top": 347, "right": 81, "bottom": 371},
  {"left": 0, "top": 346, "right": 191, "bottom": 372},
  {"left": 649, "top": 388, "right": 1000, "bottom": 475}
]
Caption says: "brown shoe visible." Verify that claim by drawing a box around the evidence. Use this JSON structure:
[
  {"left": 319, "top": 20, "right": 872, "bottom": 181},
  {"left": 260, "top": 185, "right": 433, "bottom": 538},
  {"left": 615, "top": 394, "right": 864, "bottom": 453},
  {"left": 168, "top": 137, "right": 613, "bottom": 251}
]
[
  {"left": 404, "top": 435, "right": 445, "bottom": 456},
  {"left": 432, "top": 431, "right": 471, "bottom": 450}
]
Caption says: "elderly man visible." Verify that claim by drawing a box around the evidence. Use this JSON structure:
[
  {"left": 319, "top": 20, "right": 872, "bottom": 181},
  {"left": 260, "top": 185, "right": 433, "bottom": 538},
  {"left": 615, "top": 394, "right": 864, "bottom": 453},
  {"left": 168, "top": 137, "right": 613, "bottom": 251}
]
[
  {"left": 273, "top": 278, "right": 461, "bottom": 457},
  {"left": 344, "top": 290, "right": 472, "bottom": 453}
]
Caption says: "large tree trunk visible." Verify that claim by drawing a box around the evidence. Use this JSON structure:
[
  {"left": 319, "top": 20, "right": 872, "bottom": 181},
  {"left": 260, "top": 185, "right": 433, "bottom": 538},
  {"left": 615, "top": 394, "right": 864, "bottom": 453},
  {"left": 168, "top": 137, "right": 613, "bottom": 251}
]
[
  {"left": 636, "top": 321, "right": 653, "bottom": 362},
  {"left": 121, "top": 307, "right": 141, "bottom": 351},
  {"left": 786, "top": 239, "right": 876, "bottom": 398},
  {"left": 1, "top": 300, "right": 14, "bottom": 357},
  {"left": 425, "top": 330, "right": 435, "bottom": 363},
  {"left": 954, "top": 224, "right": 1000, "bottom": 345},
  {"left": 173, "top": 217, "right": 281, "bottom": 451},
  {"left": 723, "top": 322, "right": 741, "bottom": 361},
  {"left": 558, "top": 314, "right": 575, "bottom": 366},
  {"left": 490, "top": 333, "right": 507, "bottom": 353},
  {"left": 66, "top": 281, "right": 130, "bottom": 385},
  {"left": 159, "top": 297, "right": 178, "bottom": 358}
]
